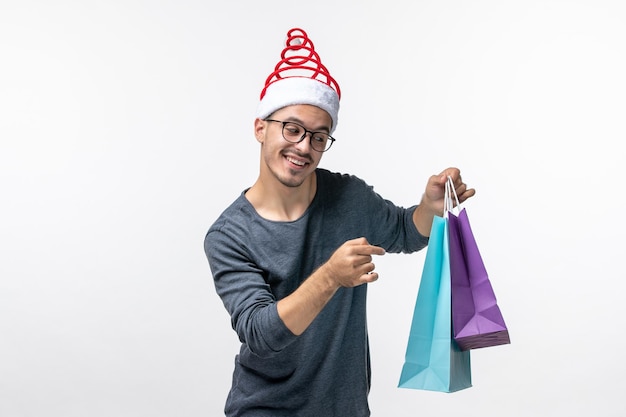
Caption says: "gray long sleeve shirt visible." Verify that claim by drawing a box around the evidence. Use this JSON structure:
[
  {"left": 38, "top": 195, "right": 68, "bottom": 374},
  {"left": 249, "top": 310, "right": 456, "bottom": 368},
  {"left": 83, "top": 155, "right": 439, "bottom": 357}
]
[{"left": 204, "top": 168, "right": 428, "bottom": 417}]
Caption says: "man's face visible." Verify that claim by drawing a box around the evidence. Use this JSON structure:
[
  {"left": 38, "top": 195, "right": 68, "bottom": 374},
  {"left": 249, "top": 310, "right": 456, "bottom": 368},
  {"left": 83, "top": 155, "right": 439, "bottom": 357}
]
[{"left": 255, "top": 104, "right": 332, "bottom": 188}]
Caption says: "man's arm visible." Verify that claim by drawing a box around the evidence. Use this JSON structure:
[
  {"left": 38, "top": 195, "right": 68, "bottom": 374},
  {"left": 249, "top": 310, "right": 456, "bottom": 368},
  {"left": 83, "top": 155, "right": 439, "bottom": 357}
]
[{"left": 276, "top": 237, "right": 385, "bottom": 336}]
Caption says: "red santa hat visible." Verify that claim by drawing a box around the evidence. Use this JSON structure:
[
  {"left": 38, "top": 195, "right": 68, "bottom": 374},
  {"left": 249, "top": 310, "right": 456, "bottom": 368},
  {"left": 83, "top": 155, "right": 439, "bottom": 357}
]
[{"left": 256, "top": 28, "right": 341, "bottom": 133}]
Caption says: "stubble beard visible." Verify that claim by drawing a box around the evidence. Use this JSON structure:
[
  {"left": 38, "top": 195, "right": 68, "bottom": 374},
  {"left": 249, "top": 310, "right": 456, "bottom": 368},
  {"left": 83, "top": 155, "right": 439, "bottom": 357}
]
[
  {"left": 268, "top": 153, "right": 316, "bottom": 188},
  {"left": 275, "top": 166, "right": 310, "bottom": 188}
]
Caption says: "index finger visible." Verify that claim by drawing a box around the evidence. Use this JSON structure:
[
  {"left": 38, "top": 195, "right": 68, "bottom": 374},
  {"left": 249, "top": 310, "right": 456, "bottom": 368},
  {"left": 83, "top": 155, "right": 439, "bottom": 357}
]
[{"left": 361, "top": 244, "right": 386, "bottom": 256}]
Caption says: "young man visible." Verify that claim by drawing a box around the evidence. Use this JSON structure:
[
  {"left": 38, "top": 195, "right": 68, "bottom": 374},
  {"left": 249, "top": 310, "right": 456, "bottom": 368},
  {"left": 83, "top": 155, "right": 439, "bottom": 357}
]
[{"left": 204, "top": 28, "right": 475, "bottom": 417}]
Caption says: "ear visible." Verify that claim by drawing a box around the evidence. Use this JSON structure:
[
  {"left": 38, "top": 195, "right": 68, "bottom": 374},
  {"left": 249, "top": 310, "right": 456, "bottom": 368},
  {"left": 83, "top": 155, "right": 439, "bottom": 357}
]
[{"left": 254, "top": 118, "right": 266, "bottom": 144}]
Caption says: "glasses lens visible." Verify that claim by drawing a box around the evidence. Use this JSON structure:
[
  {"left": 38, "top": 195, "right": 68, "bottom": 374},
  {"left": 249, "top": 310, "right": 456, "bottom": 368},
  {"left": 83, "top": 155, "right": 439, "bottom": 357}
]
[
  {"left": 310, "top": 133, "right": 330, "bottom": 152},
  {"left": 282, "top": 122, "right": 304, "bottom": 142}
]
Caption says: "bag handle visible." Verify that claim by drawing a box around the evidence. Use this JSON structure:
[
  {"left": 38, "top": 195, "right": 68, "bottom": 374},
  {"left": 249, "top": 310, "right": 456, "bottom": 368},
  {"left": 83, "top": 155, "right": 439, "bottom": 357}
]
[{"left": 444, "top": 175, "right": 461, "bottom": 217}]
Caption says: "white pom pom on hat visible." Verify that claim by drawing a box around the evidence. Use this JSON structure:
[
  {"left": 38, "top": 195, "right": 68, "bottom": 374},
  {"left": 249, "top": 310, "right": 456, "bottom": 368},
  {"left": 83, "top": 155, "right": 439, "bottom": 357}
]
[{"left": 256, "top": 28, "right": 341, "bottom": 133}]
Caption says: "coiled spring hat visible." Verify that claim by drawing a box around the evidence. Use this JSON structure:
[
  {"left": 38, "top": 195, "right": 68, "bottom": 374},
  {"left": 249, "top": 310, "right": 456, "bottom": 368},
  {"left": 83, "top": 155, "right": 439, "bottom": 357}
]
[{"left": 256, "top": 28, "right": 341, "bottom": 134}]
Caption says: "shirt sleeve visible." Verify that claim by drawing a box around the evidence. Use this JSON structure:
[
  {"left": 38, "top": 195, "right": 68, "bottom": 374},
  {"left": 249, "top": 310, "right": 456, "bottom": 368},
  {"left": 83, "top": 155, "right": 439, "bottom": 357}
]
[
  {"left": 204, "top": 227, "right": 298, "bottom": 357},
  {"left": 373, "top": 201, "right": 429, "bottom": 254},
  {"left": 343, "top": 174, "right": 429, "bottom": 253}
]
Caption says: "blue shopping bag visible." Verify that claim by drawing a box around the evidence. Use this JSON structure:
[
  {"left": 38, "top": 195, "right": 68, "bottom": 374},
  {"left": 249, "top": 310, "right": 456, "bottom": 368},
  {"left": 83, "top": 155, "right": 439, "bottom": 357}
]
[{"left": 398, "top": 215, "right": 472, "bottom": 393}]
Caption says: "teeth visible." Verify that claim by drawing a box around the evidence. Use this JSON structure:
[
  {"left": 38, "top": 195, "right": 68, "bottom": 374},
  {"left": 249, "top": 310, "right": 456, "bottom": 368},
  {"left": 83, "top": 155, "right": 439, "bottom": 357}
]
[{"left": 287, "top": 156, "right": 305, "bottom": 166}]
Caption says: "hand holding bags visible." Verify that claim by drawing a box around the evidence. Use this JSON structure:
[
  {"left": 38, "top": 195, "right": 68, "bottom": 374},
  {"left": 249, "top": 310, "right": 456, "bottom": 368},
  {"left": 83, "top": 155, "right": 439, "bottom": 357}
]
[
  {"left": 398, "top": 215, "right": 472, "bottom": 393},
  {"left": 446, "top": 177, "right": 510, "bottom": 350},
  {"left": 398, "top": 177, "right": 509, "bottom": 392}
]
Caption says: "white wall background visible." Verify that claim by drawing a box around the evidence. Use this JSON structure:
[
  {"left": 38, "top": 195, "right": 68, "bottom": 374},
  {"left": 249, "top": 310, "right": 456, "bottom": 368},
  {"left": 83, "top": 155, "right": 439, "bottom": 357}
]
[{"left": 1, "top": 1, "right": 624, "bottom": 416}]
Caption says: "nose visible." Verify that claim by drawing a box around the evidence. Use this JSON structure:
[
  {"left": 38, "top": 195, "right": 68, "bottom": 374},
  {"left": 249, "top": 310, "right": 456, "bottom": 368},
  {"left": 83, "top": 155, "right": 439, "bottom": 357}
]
[{"left": 294, "top": 132, "right": 313, "bottom": 151}]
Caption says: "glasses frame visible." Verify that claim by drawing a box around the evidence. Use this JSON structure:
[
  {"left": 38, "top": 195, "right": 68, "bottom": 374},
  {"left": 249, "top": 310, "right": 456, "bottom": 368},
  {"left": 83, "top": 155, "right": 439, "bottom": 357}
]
[{"left": 264, "top": 119, "right": 336, "bottom": 152}]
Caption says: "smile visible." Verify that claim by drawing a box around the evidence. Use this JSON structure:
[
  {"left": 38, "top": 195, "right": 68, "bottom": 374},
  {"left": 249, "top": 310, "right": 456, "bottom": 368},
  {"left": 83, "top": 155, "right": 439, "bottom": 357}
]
[{"left": 286, "top": 156, "right": 307, "bottom": 167}]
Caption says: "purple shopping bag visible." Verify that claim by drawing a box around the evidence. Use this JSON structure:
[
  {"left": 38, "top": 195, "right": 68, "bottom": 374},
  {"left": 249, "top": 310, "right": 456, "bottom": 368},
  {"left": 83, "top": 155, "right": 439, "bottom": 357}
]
[{"left": 448, "top": 207, "right": 510, "bottom": 351}]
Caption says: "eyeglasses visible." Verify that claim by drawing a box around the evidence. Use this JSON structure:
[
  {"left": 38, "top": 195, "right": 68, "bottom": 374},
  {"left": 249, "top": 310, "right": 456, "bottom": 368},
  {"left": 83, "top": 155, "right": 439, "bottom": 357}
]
[{"left": 265, "top": 119, "right": 336, "bottom": 152}]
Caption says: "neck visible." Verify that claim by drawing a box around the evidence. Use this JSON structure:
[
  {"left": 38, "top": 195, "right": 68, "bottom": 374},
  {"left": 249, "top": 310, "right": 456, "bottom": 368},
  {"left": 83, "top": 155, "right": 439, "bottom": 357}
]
[{"left": 246, "top": 170, "right": 317, "bottom": 222}]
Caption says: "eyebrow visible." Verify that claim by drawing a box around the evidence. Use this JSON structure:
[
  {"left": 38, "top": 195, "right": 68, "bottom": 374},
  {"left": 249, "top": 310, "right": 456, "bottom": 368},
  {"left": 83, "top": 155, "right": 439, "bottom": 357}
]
[{"left": 282, "top": 116, "right": 330, "bottom": 133}]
